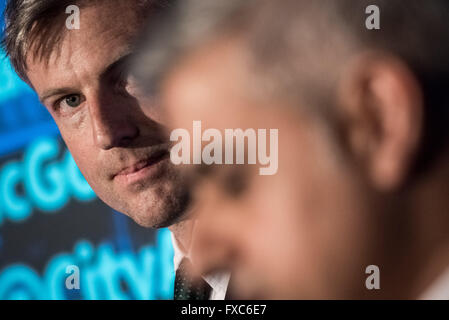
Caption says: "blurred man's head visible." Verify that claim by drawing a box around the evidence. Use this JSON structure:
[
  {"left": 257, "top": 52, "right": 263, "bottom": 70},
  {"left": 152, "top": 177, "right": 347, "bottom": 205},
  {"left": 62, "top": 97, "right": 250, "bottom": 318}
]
[
  {"left": 135, "top": 0, "right": 449, "bottom": 299},
  {"left": 2, "top": 0, "right": 191, "bottom": 228}
]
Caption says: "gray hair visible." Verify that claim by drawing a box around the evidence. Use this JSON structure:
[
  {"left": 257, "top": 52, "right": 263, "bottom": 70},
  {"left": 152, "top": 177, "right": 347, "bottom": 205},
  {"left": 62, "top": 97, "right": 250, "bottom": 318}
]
[
  {"left": 132, "top": 0, "right": 257, "bottom": 95},
  {"left": 133, "top": 0, "right": 449, "bottom": 174}
]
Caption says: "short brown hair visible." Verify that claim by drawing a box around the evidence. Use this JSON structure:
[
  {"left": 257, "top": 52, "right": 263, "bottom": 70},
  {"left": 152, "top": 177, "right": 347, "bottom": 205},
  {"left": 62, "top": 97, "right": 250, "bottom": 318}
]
[{"left": 1, "top": 0, "right": 169, "bottom": 83}]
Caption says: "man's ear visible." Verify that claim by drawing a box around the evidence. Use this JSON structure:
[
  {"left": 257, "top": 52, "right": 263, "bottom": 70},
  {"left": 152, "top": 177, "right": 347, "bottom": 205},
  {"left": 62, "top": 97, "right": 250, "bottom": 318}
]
[{"left": 337, "top": 52, "right": 423, "bottom": 191}]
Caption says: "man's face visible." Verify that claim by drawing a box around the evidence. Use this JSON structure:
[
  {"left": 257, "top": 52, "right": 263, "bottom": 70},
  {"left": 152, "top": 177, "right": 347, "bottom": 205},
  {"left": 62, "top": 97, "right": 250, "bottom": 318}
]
[
  {"left": 26, "top": 0, "right": 189, "bottom": 228},
  {"left": 162, "top": 40, "right": 382, "bottom": 299}
]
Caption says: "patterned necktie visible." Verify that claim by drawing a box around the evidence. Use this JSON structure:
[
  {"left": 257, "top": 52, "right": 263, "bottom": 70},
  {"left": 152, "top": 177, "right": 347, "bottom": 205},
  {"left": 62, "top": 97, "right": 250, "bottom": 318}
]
[{"left": 174, "top": 258, "right": 212, "bottom": 300}]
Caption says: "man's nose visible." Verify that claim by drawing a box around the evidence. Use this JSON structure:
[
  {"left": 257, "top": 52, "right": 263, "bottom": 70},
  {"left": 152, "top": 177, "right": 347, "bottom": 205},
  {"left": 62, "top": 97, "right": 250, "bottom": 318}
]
[{"left": 89, "top": 96, "right": 140, "bottom": 150}]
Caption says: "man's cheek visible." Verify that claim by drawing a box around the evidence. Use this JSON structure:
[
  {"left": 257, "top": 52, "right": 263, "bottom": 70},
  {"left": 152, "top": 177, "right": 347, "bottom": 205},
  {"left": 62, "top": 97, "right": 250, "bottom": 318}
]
[{"left": 69, "top": 155, "right": 100, "bottom": 189}]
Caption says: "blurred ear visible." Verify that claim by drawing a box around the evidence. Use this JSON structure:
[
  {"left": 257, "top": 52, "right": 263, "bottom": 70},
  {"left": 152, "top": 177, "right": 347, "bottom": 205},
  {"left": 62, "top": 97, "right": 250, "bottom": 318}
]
[{"left": 337, "top": 52, "right": 423, "bottom": 191}]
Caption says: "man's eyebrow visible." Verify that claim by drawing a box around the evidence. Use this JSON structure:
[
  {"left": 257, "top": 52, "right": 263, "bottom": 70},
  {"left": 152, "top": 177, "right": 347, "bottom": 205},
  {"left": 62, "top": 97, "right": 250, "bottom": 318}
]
[
  {"left": 39, "top": 88, "right": 76, "bottom": 104},
  {"left": 39, "top": 53, "right": 134, "bottom": 104}
]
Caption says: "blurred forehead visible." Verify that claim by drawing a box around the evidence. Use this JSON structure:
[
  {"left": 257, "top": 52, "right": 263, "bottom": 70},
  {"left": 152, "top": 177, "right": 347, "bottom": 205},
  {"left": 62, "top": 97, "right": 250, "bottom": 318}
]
[
  {"left": 162, "top": 38, "right": 259, "bottom": 126},
  {"left": 162, "top": 35, "right": 303, "bottom": 137}
]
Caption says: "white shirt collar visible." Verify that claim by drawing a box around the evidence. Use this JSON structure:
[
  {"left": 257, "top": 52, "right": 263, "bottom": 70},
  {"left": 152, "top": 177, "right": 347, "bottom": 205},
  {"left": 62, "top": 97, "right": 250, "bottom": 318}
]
[{"left": 171, "top": 232, "right": 230, "bottom": 300}]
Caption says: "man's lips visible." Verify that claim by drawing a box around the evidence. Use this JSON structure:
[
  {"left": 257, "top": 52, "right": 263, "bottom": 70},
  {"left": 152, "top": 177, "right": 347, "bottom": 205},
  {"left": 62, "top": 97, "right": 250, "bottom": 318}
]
[{"left": 114, "top": 150, "right": 170, "bottom": 179}]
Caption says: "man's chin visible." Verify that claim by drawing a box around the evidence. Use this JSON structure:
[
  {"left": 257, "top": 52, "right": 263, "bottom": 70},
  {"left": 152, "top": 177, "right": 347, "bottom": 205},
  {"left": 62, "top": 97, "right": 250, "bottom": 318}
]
[{"left": 123, "top": 191, "right": 192, "bottom": 229}]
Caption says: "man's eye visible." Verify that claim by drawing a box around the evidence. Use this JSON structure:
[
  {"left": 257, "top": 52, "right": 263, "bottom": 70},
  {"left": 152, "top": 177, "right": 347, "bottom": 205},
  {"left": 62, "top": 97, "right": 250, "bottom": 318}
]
[{"left": 61, "top": 94, "right": 82, "bottom": 108}]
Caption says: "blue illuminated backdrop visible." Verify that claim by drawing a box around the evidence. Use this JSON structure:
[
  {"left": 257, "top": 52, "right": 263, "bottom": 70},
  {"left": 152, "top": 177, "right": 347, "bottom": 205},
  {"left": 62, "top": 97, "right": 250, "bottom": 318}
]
[{"left": 0, "top": 0, "right": 174, "bottom": 300}]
